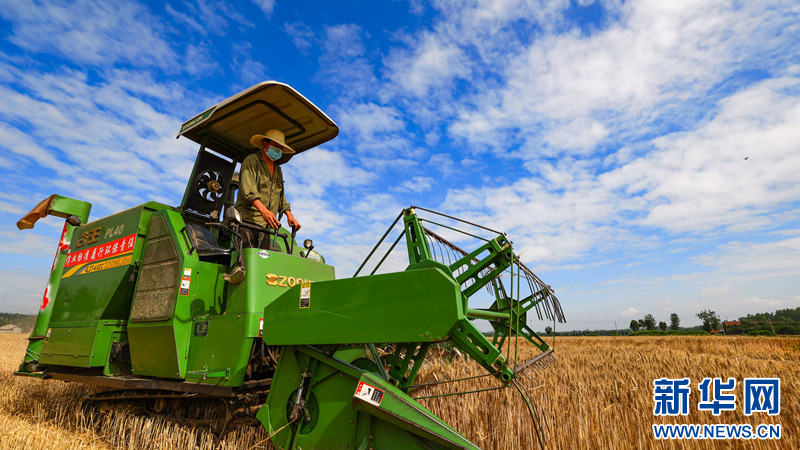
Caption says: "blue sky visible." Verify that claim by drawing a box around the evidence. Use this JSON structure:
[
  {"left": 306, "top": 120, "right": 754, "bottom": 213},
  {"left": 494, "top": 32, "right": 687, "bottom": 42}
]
[{"left": 1, "top": 0, "right": 798, "bottom": 331}]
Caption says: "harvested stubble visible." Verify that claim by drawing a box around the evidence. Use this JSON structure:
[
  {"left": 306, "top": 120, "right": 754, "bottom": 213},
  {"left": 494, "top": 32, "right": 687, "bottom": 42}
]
[
  {"left": 0, "top": 333, "right": 270, "bottom": 450},
  {"left": 2, "top": 333, "right": 798, "bottom": 449}
]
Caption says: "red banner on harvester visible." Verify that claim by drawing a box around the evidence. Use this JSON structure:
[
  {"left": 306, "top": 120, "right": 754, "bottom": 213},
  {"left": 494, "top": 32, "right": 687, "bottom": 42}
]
[{"left": 64, "top": 234, "right": 136, "bottom": 268}]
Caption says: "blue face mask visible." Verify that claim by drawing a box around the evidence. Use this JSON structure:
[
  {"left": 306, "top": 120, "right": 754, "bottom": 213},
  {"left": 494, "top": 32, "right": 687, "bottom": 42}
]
[{"left": 266, "top": 146, "right": 283, "bottom": 161}]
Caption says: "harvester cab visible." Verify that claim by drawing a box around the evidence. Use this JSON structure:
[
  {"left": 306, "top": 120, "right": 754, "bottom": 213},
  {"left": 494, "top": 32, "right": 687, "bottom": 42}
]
[{"left": 15, "top": 81, "right": 565, "bottom": 449}]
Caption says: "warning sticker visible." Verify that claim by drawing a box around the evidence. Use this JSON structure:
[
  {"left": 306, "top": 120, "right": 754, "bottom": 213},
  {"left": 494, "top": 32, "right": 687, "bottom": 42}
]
[
  {"left": 257, "top": 250, "right": 271, "bottom": 259},
  {"left": 259, "top": 318, "right": 264, "bottom": 337},
  {"left": 299, "top": 283, "right": 311, "bottom": 308},
  {"left": 179, "top": 272, "right": 192, "bottom": 296},
  {"left": 183, "top": 268, "right": 192, "bottom": 277},
  {"left": 354, "top": 381, "right": 384, "bottom": 406}
]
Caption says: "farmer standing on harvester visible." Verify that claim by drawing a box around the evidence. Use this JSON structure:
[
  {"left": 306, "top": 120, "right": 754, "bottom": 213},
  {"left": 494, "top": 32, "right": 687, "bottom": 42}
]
[{"left": 235, "top": 129, "right": 302, "bottom": 249}]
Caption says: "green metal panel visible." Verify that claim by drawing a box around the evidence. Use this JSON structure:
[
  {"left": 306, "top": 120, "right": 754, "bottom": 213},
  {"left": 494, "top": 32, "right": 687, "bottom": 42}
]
[
  {"left": 185, "top": 314, "right": 251, "bottom": 386},
  {"left": 352, "top": 373, "right": 480, "bottom": 449},
  {"left": 41, "top": 322, "right": 125, "bottom": 369},
  {"left": 104, "top": 330, "right": 129, "bottom": 376},
  {"left": 259, "top": 346, "right": 360, "bottom": 448},
  {"left": 19, "top": 195, "right": 92, "bottom": 372},
  {"left": 128, "top": 325, "right": 181, "bottom": 378},
  {"left": 261, "top": 268, "right": 463, "bottom": 345},
  {"left": 51, "top": 202, "right": 171, "bottom": 324},
  {"left": 88, "top": 321, "right": 127, "bottom": 367},
  {"left": 260, "top": 345, "right": 477, "bottom": 449},
  {"left": 39, "top": 203, "right": 170, "bottom": 369},
  {"left": 127, "top": 210, "right": 197, "bottom": 379},
  {"left": 225, "top": 248, "right": 335, "bottom": 315},
  {"left": 38, "top": 326, "right": 96, "bottom": 367},
  {"left": 189, "top": 261, "right": 228, "bottom": 317},
  {"left": 185, "top": 262, "right": 251, "bottom": 386}
]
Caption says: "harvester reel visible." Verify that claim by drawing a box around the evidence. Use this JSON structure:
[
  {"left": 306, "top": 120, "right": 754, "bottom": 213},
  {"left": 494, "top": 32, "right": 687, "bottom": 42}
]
[
  {"left": 487, "top": 299, "right": 528, "bottom": 350},
  {"left": 194, "top": 170, "right": 225, "bottom": 204},
  {"left": 488, "top": 299, "right": 527, "bottom": 331}
]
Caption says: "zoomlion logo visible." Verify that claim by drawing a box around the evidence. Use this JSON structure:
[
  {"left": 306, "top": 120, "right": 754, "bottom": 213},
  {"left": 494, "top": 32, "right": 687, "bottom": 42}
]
[
  {"left": 179, "top": 107, "right": 215, "bottom": 133},
  {"left": 266, "top": 273, "right": 314, "bottom": 288}
]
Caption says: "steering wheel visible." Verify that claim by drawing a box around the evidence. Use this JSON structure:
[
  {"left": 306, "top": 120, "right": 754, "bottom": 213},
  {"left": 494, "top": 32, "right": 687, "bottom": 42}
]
[{"left": 194, "top": 170, "right": 225, "bottom": 204}]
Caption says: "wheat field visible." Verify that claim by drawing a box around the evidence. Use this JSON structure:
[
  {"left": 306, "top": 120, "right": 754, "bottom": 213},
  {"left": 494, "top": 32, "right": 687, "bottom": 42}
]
[{"left": 1, "top": 333, "right": 797, "bottom": 449}]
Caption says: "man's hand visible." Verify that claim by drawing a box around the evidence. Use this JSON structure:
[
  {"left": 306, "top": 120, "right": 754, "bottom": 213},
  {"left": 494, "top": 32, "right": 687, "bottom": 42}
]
[
  {"left": 252, "top": 199, "right": 280, "bottom": 229},
  {"left": 286, "top": 211, "right": 301, "bottom": 231}
]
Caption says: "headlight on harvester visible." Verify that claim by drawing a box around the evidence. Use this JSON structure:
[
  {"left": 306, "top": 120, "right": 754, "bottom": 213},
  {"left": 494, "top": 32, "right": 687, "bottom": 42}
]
[{"left": 302, "top": 250, "right": 324, "bottom": 263}]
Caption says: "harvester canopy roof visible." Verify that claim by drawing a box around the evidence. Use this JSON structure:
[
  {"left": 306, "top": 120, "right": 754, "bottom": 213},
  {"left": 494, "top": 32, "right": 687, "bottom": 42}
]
[{"left": 177, "top": 81, "right": 339, "bottom": 163}]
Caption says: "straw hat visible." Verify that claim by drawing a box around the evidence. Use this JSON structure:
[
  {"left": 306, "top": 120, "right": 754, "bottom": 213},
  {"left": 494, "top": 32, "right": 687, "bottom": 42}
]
[{"left": 249, "top": 129, "right": 296, "bottom": 154}]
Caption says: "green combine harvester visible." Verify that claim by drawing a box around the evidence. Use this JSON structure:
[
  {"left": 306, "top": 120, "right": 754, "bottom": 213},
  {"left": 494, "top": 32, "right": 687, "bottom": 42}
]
[{"left": 14, "top": 82, "right": 565, "bottom": 449}]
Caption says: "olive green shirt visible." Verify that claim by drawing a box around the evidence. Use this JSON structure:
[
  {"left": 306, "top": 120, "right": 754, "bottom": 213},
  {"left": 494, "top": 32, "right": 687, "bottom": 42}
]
[{"left": 235, "top": 152, "right": 291, "bottom": 227}]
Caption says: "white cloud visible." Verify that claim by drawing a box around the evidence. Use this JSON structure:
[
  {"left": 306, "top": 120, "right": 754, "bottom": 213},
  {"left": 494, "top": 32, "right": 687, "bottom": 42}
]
[
  {"left": 183, "top": 44, "right": 219, "bottom": 77},
  {"left": 283, "top": 147, "right": 377, "bottom": 237},
  {"left": 692, "top": 232, "right": 800, "bottom": 281},
  {"left": 741, "top": 296, "right": 781, "bottom": 307},
  {"left": 439, "top": 75, "right": 800, "bottom": 266},
  {"left": 397, "top": 176, "right": 434, "bottom": 193},
  {"left": 332, "top": 102, "right": 413, "bottom": 163},
  {"left": 167, "top": 0, "right": 252, "bottom": 36},
  {"left": 446, "top": 1, "right": 794, "bottom": 155},
  {"left": 543, "top": 119, "right": 609, "bottom": 153},
  {"left": 252, "top": 0, "right": 276, "bottom": 16},
  {"left": 385, "top": 32, "right": 469, "bottom": 98},
  {"left": 427, "top": 153, "right": 457, "bottom": 177},
  {"left": 701, "top": 284, "right": 731, "bottom": 299},
  {"left": 616, "top": 77, "right": 800, "bottom": 233},
  {"left": 1, "top": 0, "right": 177, "bottom": 68},
  {"left": 0, "top": 268, "right": 51, "bottom": 313},
  {"left": 0, "top": 61, "right": 196, "bottom": 216},
  {"left": 229, "top": 43, "right": 268, "bottom": 87},
  {"left": 293, "top": 147, "right": 376, "bottom": 197},
  {"left": 316, "top": 24, "right": 379, "bottom": 99},
  {"left": 285, "top": 22, "right": 315, "bottom": 53}
]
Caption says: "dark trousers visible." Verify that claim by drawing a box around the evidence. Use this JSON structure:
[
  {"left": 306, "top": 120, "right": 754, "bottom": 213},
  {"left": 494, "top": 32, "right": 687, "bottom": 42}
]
[{"left": 241, "top": 226, "right": 280, "bottom": 251}]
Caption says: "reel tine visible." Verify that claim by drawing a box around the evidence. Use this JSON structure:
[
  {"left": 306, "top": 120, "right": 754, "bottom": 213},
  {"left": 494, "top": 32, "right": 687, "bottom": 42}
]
[
  {"left": 516, "top": 349, "right": 557, "bottom": 374},
  {"left": 521, "top": 369, "right": 536, "bottom": 389}
]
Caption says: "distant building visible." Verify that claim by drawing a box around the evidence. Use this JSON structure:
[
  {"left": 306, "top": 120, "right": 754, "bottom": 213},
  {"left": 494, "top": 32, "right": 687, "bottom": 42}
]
[
  {"left": 0, "top": 324, "right": 23, "bottom": 334},
  {"left": 723, "top": 321, "right": 741, "bottom": 327}
]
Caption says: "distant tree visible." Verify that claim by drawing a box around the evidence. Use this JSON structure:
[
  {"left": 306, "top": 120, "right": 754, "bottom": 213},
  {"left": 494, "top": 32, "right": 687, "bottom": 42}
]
[
  {"left": 643, "top": 314, "right": 656, "bottom": 331},
  {"left": 630, "top": 320, "right": 640, "bottom": 332},
  {"left": 545, "top": 326, "right": 553, "bottom": 336},
  {"left": 696, "top": 309, "right": 720, "bottom": 332},
  {"left": 638, "top": 319, "right": 645, "bottom": 330},
  {"left": 670, "top": 313, "right": 680, "bottom": 330},
  {"left": 754, "top": 314, "right": 769, "bottom": 324},
  {"left": 773, "top": 307, "right": 800, "bottom": 322},
  {"left": 659, "top": 321, "right": 668, "bottom": 331}
]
